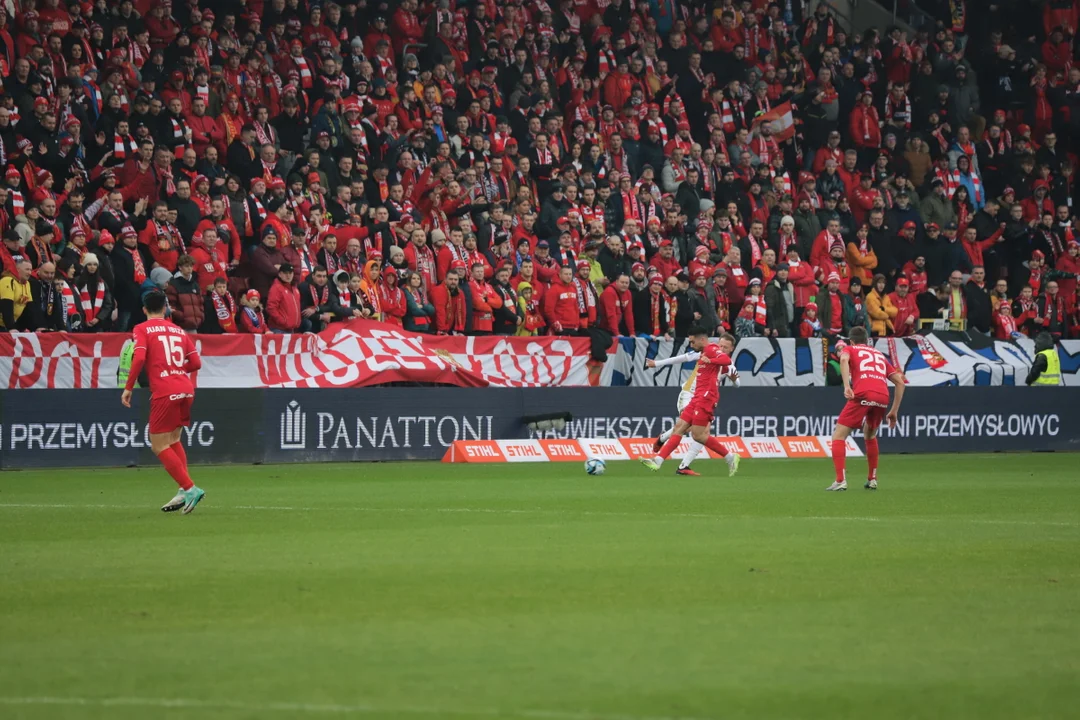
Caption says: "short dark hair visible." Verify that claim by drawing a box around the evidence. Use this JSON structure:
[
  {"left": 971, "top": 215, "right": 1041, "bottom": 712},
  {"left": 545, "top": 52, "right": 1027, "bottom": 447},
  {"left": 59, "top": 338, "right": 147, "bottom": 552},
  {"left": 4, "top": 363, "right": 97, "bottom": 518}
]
[
  {"left": 849, "top": 326, "right": 869, "bottom": 344},
  {"left": 143, "top": 289, "right": 168, "bottom": 314},
  {"left": 687, "top": 325, "right": 708, "bottom": 337}
]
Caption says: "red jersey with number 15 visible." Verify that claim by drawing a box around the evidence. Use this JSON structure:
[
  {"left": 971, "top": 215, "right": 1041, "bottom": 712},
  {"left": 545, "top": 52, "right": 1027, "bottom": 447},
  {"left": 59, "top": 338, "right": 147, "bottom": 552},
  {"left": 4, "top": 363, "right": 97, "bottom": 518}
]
[
  {"left": 130, "top": 319, "right": 199, "bottom": 399},
  {"left": 691, "top": 343, "right": 733, "bottom": 406},
  {"left": 841, "top": 343, "right": 899, "bottom": 399}
]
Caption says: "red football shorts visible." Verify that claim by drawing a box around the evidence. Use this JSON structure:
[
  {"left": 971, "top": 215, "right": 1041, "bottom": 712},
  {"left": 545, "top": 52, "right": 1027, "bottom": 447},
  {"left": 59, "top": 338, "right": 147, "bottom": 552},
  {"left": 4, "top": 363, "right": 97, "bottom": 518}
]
[
  {"left": 149, "top": 394, "right": 193, "bottom": 434},
  {"left": 837, "top": 392, "right": 889, "bottom": 431},
  {"left": 679, "top": 397, "right": 716, "bottom": 427}
]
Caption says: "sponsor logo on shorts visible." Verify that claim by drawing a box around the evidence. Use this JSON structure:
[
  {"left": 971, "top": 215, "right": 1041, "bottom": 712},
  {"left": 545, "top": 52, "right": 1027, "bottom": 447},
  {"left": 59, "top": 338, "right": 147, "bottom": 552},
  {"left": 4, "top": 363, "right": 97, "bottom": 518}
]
[
  {"left": 860, "top": 400, "right": 887, "bottom": 408},
  {"left": 168, "top": 393, "right": 194, "bottom": 401}
]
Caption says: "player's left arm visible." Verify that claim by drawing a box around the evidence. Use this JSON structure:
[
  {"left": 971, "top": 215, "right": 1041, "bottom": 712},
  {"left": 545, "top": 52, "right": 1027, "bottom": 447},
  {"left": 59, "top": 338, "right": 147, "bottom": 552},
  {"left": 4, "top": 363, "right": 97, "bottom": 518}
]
[
  {"left": 839, "top": 349, "right": 853, "bottom": 399},
  {"left": 886, "top": 370, "right": 907, "bottom": 428},
  {"left": 122, "top": 327, "right": 147, "bottom": 406}
]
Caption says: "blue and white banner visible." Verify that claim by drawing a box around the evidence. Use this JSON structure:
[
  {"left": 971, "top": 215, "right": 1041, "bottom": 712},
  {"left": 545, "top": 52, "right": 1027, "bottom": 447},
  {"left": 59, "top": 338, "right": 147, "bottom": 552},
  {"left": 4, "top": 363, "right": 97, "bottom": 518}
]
[{"left": 601, "top": 335, "right": 1080, "bottom": 387}]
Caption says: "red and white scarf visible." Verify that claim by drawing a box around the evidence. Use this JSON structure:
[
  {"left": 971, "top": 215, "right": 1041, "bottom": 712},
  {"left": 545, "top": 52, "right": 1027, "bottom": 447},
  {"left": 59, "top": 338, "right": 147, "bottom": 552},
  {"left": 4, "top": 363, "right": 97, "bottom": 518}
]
[
  {"left": 745, "top": 233, "right": 763, "bottom": 266},
  {"left": 294, "top": 54, "right": 313, "bottom": 89},
  {"left": 114, "top": 133, "right": 137, "bottom": 161},
  {"left": 127, "top": 246, "right": 147, "bottom": 283},
  {"left": 211, "top": 289, "right": 238, "bottom": 331},
  {"left": 78, "top": 280, "right": 104, "bottom": 322}
]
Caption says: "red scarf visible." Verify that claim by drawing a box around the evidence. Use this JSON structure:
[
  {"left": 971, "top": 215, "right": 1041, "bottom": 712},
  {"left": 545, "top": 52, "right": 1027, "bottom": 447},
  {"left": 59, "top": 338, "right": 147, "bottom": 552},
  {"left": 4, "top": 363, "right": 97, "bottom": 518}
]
[
  {"left": 753, "top": 293, "right": 767, "bottom": 326},
  {"left": 211, "top": 289, "right": 238, "bottom": 332},
  {"left": 78, "top": 280, "right": 104, "bottom": 322},
  {"left": 127, "top": 246, "right": 146, "bottom": 283}
]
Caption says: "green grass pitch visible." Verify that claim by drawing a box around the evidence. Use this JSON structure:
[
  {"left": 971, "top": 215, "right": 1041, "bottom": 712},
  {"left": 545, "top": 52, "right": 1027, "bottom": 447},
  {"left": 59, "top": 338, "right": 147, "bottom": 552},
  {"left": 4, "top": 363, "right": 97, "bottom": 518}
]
[{"left": 1, "top": 455, "right": 1078, "bottom": 720}]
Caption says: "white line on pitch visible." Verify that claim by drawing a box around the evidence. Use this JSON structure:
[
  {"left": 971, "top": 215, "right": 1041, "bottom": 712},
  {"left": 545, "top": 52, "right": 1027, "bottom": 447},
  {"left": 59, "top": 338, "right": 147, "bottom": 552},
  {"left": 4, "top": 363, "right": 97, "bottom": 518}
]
[
  {"left": 0, "top": 503, "right": 1075, "bottom": 527},
  {"left": 0, "top": 696, "right": 712, "bottom": 720}
]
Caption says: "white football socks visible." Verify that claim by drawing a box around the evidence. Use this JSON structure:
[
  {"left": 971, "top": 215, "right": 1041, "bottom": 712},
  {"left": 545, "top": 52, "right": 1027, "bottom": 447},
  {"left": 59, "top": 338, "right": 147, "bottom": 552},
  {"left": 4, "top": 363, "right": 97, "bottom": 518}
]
[{"left": 678, "top": 440, "right": 705, "bottom": 470}]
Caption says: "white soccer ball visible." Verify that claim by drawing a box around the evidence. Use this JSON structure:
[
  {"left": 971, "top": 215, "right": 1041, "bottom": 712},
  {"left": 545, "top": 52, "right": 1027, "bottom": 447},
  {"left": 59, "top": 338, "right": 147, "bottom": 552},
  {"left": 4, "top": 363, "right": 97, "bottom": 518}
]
[{"left": 585, "top": 458, "right": 606, "bottom": 476}]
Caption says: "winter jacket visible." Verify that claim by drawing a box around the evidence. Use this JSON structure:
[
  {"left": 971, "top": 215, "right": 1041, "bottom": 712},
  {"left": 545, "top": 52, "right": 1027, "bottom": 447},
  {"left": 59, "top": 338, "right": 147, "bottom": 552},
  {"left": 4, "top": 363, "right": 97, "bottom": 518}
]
[
  {"left": 889, "top": 291, "right": 919, "bottom": 336},
  {"left": 866, "top": 288, "right": 897, "bottom": 336},
  {"left": 598, "top": 284, "right": 635, "bottom": 335},
  {"left": 786, "top": 261, "right": 817, "bottom": 308},
  {"left": 267, "top": 278, "right": 302, "bottom": 331},
  {"left": 846, "top": 242, "right": 879, "bottom": 285},
  {"left": 165, "top": 273, "right": 205, "bottom": 330},
  {"left": 543, "top": 278, "right": 582, "bottom": 332},
  {"left": 404, "top": 288, "right": 436, "bottom": 332},
  {"left": 764, "top": 279, "right": 793, "bottom": 337}
]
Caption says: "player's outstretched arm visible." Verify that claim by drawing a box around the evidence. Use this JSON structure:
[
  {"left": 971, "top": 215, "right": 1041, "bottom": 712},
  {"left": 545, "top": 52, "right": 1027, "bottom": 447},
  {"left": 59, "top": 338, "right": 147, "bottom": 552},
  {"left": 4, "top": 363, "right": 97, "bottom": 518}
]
[
  {"left": 647, "top": 351, "right": 702, "bottom": 369},
  {"left": 886, "top": 371, "right": 906, "bottom": 428}
]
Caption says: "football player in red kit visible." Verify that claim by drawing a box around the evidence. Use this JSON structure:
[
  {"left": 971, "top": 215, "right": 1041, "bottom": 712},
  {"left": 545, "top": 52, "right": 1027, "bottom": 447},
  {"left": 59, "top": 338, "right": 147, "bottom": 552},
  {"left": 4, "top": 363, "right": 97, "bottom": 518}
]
[
  {"left": 828, "top": 326, "right": 907, "bottom": 491},
  {"left": 640, "top": 327, "right": 741, "bottom": 476},
  {"left": 120, "top": 290, "right": 207, "bottom": 513}
]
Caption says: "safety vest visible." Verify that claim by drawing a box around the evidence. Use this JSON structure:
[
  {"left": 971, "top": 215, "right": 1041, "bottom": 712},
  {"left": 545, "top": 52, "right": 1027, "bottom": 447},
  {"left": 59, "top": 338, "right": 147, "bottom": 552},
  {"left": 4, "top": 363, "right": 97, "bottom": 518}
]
[
  {"left": 117, "top": 339, "right": 139, "bottom": 389},
  {"left": 1033, "top": 348, "right": 1061, "bottom": 386}
]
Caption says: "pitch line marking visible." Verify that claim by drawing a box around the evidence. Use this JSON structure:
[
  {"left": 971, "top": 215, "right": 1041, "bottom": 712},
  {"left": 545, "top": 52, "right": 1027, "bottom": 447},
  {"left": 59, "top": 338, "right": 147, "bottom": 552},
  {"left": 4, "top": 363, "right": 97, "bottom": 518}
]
[
  {"left": 0, "top": 503, "right": 1075, "bottom": 527},
  {"left": 0, "top": 696, "right": 712, "bottom": 720}
]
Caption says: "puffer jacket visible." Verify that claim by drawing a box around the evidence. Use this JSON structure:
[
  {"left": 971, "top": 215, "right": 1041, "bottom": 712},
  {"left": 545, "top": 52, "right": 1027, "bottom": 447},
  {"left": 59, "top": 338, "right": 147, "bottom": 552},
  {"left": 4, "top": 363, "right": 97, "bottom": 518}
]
[
  {"left": 165, "top": 272, "right": 205, "bottom": 330},
  {"left": 866, "top": 288, "right": 897, "bottom": 336}
]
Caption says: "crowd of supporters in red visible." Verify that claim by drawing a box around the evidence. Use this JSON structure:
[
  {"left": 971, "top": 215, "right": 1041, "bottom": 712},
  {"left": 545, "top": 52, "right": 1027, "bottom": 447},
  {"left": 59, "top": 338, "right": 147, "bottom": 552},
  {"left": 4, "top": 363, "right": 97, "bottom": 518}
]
[{"left": 0, "top": 0, "right": 1078, "bottom": 343}]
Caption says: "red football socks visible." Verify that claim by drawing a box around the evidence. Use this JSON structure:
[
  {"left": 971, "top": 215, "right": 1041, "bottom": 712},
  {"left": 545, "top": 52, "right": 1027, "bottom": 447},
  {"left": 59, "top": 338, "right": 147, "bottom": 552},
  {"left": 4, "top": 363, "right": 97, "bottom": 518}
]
[
  {"left": 865, "top": 437, "right": 879, "bottom": 481},
  {"left": 831, "top": 439, "right": 847, "bottom": 482},
  {"left": 171, "top": 441, "right": 188, "bottom": 471},
  {"left": 657, "top": 434, "right": 683, "bottom": 460},
  {"left": 158, "top": 446, "right": 194, "bottom": 491},
  {"left": 704, "top": 437, "right": 729, "bottom": 458}
]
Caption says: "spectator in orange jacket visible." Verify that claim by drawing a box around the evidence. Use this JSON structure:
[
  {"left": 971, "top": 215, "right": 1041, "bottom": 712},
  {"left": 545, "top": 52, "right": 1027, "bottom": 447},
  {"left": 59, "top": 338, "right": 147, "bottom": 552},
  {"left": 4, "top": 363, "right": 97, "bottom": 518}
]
[
  {"left": 267, "top": 263, "right": 304, "bottom": 332},
  {"left": 846, "top": 223, "right": 879, "bottom": 286},
  {"left": 598, "top": 273, "right": 635, "bottom": 335}
]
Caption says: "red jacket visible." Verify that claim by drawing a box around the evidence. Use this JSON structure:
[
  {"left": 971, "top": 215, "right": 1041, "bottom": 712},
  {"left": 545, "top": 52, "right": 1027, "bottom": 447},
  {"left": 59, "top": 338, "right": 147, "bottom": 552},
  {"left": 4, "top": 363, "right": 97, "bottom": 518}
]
[
  {"left": 849, "top": 104, "right": 881, "bottom": 149},
  {"left": 543, "top": 279, "right": 582, "bottom": 331},
  {"left": 189, "top": 239, "right": 229, "bottom": 292},
  {"left": 185, "top": 112, "right": 224, "bottom": 159},
  {"left": 239, "top": 306, "right": 268, "bottom": 334},
  {"left": 900, "top": 262, "right": 928, "bottom": 294},
  {"left": 430, "top": 282, "right": 467, "bottom": 333},
  {"left": 889, "top": 291, "right": 919, "bottom": 336},
  {"left": 379, "top": 271, "right": 407, "bottom": 326},
  {"left": 267, "top": 278, "right": 302, "bottom": 331},
  {"left": 649, "top": 253, "right": 682, "bottom": 280},
  {"left": 1055, "top": 252, "right": 1080, "bottom": 304},
  {"left": 196, "top": 216, "right": 243, "bottom": 261},
  {"left": 963, "top": 229, "right": 1002, "bottom": 268},
  {"left": 469, "top": 277, "right": 504, "bottom": 332},
  {"left": 598, "top": 284, "right": 634, "bottom": 335},
  {"left": 786, "top": 260, "right": 817, "bottom": 308}
]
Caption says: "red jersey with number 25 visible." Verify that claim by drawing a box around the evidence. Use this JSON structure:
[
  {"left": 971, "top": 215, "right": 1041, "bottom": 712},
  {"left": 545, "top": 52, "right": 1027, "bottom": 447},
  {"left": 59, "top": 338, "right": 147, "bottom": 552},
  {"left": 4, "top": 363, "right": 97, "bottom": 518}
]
[
  {"left": 691, "top": 343, "right": 733, "bottom": 407},
  {"left": 841, "top": 343, "right": 898, "bottom": 399},
  {"left": 131, "top": 319, "right": 199, "bottom": 399}
]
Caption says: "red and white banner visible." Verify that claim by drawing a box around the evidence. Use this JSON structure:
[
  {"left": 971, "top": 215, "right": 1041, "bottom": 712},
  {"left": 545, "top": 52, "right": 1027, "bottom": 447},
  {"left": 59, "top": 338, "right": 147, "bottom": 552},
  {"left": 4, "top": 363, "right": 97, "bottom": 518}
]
[
  {"left": 442, "top": 436, "right": 862, "bottom": 462},
  {"left": 0, "top": 321, "right": 593, "bottom": 389},
  {"left": 751, "top": 101, "right": 795, "bottom": 142}
]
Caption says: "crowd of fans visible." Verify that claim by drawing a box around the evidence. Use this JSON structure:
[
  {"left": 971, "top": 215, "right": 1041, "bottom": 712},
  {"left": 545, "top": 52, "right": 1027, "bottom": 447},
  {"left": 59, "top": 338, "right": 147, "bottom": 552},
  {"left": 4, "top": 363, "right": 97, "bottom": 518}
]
[{"left": 0, "top": 0, "right": 1078, "bottom": 343}]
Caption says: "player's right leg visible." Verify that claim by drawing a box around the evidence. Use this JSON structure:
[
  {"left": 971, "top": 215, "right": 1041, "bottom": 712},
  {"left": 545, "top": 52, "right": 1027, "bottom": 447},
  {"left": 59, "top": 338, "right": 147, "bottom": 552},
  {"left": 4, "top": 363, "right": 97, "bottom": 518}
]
[
  {"left": 863, "top": 420, "right": 881, "bottom": 490},
  {"left": 828, "top": 423, "right": 857, "bottom": 491},
  {"left": 150, "top": 398, "right": 204, "bottom": 514}
]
